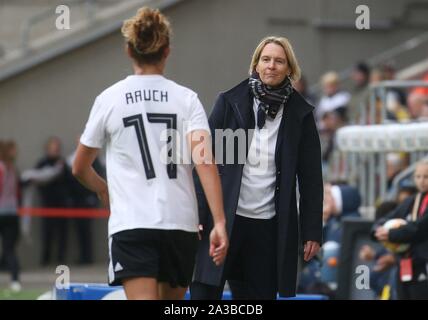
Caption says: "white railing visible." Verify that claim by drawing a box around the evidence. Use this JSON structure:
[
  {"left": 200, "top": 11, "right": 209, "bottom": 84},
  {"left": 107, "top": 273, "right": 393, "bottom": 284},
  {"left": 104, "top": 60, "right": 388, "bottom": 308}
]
[
  {"left": 336, "top": 122, "right": 428, "bottom": 206},
  {"left": 328, "top": 80, "right": 428, "bottom": 216}
]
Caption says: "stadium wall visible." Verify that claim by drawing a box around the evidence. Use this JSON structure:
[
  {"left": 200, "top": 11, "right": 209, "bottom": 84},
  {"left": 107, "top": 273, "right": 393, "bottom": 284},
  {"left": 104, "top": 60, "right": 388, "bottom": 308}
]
[{"left": 0, "top": 0, "right": 427, "bottom": 268}]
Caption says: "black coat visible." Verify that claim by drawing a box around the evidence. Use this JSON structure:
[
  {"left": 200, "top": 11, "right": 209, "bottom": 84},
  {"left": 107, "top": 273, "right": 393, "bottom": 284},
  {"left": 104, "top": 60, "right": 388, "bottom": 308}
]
[
  {"left": 371, "top": 194, "right": 428, "bottom": 261},
  {"left": 36, "top": 157, "right": 72, "bottom": 208},
  {"left": 193, "top": 79, "right": 323, "bottom": 297}
]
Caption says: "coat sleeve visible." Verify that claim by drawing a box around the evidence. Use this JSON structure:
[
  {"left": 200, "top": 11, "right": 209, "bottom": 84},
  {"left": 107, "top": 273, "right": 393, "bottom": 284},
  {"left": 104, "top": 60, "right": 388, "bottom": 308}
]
[
  {"left": 370, "top": 197, "right": 414, "bottom": 241},
  {"left": 193, "top": 93, "right": 227, "bottom": 227},
  {"left": 389, "top": 208, "right": 428, "bottom": 243},
  {"left": 297, "top": 111, "right": 324, "bottom": 244}
]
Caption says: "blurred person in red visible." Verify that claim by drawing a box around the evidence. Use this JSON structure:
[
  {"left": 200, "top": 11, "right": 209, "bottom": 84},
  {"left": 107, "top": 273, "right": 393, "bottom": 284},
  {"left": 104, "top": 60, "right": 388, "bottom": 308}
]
[{"left": 0, "top": 140, "right": 22, "bottom": 292}]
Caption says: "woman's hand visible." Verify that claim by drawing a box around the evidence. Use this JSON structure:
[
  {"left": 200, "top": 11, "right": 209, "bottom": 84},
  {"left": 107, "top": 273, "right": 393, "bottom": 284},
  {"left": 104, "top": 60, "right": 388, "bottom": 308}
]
[
  {"left": 209, "top": 222, "right": 228, "bottom": 266},
  {"left": 303, "top": 241, "right": 321, "bottom": 261}
]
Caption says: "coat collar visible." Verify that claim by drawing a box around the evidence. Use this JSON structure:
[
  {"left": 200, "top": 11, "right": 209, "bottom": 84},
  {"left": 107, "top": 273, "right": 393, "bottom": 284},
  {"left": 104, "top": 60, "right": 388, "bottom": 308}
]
[
  {"left": 222, "top": 78, "right": 315, "bottom": 169},
  {"left": 223, "top": 79, "right": 254, "bottom": 129},
  {"left": 222, "top": 78, "right": 314, "bottom": 129}
]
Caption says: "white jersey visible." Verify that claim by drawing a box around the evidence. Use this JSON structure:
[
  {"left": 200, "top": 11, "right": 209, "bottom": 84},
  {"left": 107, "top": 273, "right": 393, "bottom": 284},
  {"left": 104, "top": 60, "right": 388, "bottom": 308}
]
[{"left": 80, "top": 74, "right": 210, "bottom": 236}]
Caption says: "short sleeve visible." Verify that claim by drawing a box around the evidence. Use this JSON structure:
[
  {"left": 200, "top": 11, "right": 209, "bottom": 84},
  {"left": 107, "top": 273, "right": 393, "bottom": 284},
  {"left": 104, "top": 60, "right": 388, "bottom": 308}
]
[
  {"left": 80, "top": 97, "right": 106, "bottom": 148},
  {"left": 185, "top": 93, "right": 210, "bottom": 135}
]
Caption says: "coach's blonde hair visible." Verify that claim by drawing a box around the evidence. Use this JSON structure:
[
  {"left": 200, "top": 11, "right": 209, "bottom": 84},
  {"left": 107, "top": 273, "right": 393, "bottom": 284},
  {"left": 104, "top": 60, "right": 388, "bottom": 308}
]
[
  {"left": 249, "top": 36, "right": 301, "bottom": 81},
  {"left": 121, "top": 7, "right": 171, "bottom": 65}
]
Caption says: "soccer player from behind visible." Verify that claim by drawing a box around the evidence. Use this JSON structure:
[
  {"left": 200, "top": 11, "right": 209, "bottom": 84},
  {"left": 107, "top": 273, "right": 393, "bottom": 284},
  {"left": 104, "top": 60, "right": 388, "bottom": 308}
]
[{"left": 72, "top": 7, "right": 228, "bottom": 300}]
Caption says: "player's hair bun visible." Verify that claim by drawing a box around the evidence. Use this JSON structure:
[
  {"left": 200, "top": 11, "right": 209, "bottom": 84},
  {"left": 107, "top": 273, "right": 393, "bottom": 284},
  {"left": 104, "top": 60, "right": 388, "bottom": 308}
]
[{"left": 122, "top": 7, "right": 171, "bottom": 63}]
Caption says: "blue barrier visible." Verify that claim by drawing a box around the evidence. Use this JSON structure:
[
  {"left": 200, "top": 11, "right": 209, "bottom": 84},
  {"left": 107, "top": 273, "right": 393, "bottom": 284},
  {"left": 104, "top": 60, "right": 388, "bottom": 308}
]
[
  {"left": 183, "top": 290, "right": 328, "bottom": 300},
  {"left": 55, "top": 283, "right": 119, "bottom": 300},
  {"left": 55, "top": 283, "right": 328, "bottom": 300}
]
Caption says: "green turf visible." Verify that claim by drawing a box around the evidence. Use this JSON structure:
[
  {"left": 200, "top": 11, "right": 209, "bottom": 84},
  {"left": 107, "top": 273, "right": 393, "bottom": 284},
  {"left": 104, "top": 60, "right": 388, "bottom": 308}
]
[{"left": 0, "top": 289, "right": 48, "bottom": 300}]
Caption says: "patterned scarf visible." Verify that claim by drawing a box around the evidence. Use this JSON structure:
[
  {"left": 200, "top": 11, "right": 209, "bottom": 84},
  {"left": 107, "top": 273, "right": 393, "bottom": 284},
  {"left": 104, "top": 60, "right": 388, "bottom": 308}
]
[{"left": 249, "top": 72, "right": 293, "bottom": 128}]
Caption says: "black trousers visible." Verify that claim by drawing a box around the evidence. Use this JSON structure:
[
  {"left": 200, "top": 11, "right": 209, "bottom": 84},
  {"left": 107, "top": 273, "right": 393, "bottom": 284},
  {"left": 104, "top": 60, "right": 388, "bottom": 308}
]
[
  {"left": 0, "top": 215, "right": 20, "bottom": 281},
  {"left": 396, "top": 259, "right": 428, "bottom": 300},
  {"left": 73, "top": 218, "right": 93, "bottom": 264},
  {"left": 41, "top": 217, "right": 68, "bottom": 265},
  {"left": 190, "top": 215, "right": 278, "bottom": 300}
]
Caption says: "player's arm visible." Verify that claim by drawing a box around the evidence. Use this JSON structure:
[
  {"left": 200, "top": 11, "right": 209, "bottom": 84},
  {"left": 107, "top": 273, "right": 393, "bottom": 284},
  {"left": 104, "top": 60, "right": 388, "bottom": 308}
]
[
  {"left": 193, "top": 93, "right": 227, "bottom": 227},
  {"left": 72, "top": 143, "right": 109, "bottom": 210},
  {"left": 188, "top": 129, "right": 228, "bottom": 266},
  {"left": 189, "top": 130, "right": 224, "bottom": 226}
]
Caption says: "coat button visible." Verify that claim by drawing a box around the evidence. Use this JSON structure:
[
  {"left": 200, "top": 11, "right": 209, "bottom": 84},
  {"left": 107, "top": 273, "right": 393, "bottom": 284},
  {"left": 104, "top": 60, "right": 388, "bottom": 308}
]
[
  {"left": 277, "top": 171, "right": 280, "bottom": 175},
  {"left": 276, "top": 186, "right": 280, "bottom": 191}
]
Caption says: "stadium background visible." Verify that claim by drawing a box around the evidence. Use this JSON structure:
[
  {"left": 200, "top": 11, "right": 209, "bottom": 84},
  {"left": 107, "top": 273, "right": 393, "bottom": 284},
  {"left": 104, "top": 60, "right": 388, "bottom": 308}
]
[{"left": 0, "top": 0, "right": 427, "bottom": 299}]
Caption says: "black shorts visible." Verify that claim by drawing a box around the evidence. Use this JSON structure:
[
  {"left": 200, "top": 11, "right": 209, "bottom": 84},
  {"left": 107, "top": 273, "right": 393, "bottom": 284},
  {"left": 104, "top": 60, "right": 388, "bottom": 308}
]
[{"left": 108, "top": 228, "right": 198, "bottom": 288}]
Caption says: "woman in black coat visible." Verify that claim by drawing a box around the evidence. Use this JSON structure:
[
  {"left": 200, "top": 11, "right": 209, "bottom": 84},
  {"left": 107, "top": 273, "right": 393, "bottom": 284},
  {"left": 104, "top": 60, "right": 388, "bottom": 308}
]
[{"left": 191, "top": 36, "right": 324, "bottom": 299}]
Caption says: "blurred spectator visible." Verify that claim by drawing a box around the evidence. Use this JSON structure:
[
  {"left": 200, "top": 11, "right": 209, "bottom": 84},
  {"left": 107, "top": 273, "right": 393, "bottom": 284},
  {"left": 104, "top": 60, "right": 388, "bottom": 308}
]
[
  {"left": 372, "top": 160, "right": 428, "bottom": 299},
  {"left": 360, "top": 201, "right": 398, "bottom": 299},
  {"left": 316, "top": 71, "right": 351, "bottom": 126},
  {"left": 293, "top": 75, "right": 316, "bottom": 105},
  {"left": 408, "top": 73, "right": 428, "bottom": 121},
  {"left": 319, "top": 109, "right": 347, "bottom": 172},
  {"left": 323, "top": 183, "right": 361, "bottom": 243},
  {"left": 386, "top": 152, "right": 408, "bottom": 190},
  {"left": 66, "top": 137, "right": 105, "bottom": 265},
  {"left": 321, "top": 183, "right": 361, "bottom": 290},
  {"left": 348, "top": 62, "right": 370, "bottom": 124},
  {"left": 385, "top": 170, "right": 417, "bottom": 205},
  {"left": 412, "top": 72, "right": 428, "bottom": 96},
  {"left": 381, "top": 63, "right": 407, "bottom": 106},
  {"left": 359, "top": 185, "right": 417, "bottom": 300},
  {"left": 35, "top": 137, "right": 72, "bottom": 266},
  {"left": 407, "top": 90, "right": 428, "bottom": 120},
  {"left": 298, "top": 183, "right": 361, "bottom": 296},
  {"left": 351, "top": 62, "right": 371, "bottom": 90},
  {"left": 0, "top": 140, "right": 21, "bottom": 292},
  {"left": 364, "top": 66, "right": 409, "bottom": 123},
  {"left": 370, "top": 68, "right": 384, "bottom": 83},
  {"left": 298, "top": 260, "right": 336, "bottom": 300},
  {"left": 397, "top": 186, "right": 418, "bottom": 204}
]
